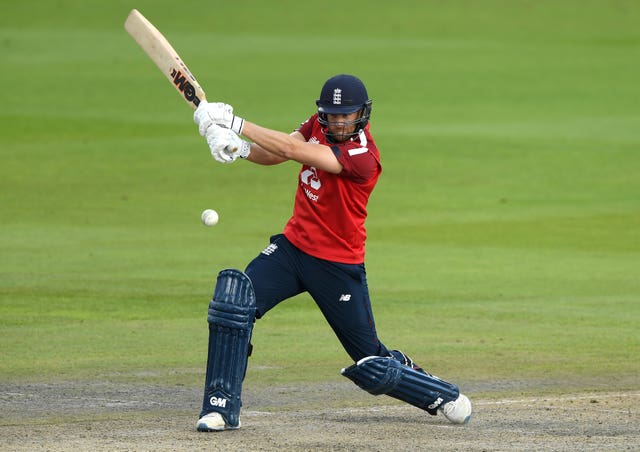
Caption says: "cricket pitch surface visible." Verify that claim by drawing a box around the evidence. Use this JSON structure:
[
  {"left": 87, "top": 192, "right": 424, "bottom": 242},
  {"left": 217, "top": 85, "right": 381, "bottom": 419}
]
[{"left": 1, "top": 380, "right": 638, "bottom": 451}]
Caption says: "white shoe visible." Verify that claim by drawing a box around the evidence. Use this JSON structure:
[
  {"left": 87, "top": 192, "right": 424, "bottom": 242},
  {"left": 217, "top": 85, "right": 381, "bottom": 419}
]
[
  {"left": 196, "top": 412, "right": 241, "bottom": 432},
  {"left": 440, "top": 393, "right": 472, "bottom": 424}
]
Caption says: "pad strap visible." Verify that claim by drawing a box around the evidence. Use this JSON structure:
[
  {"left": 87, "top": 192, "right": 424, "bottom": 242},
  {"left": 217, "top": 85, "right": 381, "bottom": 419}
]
[
  {"left": 341, "top": 356, "right": 459, "bottom": 415},
  {"left": 200, "top": 269, "right": 256, "bottom": 427}
]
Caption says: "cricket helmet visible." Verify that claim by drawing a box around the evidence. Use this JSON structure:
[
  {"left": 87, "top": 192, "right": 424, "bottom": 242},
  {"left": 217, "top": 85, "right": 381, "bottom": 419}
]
[{"left": 316, "top": 74, "right": 372, "bottom": 141}]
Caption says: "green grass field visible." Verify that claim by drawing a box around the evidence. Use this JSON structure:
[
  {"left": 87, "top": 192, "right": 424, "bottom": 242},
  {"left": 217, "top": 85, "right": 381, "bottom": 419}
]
[{"left": 1, "top": 0, "right": 639, "bottom": 397}]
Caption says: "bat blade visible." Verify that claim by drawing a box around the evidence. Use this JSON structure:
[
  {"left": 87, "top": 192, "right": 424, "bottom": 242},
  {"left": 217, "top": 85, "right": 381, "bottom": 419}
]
[{"left": 124, "top": 9, "right": 206, "bottom": 109}]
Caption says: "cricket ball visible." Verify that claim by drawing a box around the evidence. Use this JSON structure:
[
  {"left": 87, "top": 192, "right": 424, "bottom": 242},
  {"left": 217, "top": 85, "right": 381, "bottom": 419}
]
[{"left": 201, "top": 209, "right": 219, "bottom": 227}]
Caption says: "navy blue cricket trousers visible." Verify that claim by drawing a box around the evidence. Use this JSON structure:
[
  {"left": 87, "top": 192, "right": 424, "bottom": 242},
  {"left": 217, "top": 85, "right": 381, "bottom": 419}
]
[{"left": 245, "top": 234, "right": 389, "bottom": 362}]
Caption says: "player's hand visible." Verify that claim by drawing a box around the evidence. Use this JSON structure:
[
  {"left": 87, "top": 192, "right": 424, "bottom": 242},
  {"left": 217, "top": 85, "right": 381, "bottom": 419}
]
[
  {"left": 194, "top": 101, "right": 245, "bottom": 136},
  {"left": 205, "top": 123, "right": 251, "bottom": 163}
]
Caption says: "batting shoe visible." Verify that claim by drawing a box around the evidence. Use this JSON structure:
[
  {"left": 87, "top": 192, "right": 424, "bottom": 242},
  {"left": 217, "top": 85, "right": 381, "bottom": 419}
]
[
  {"left": 440, "top": 393, "right": 472, "bottom": 424},
  {"left": 196, "top": 412, "right": 241, "bottom": 432}
]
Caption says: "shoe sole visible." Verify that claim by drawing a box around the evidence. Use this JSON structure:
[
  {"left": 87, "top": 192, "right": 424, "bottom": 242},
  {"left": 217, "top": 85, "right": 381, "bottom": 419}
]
[
  {"left": 197, "top": 423, "right": 223, "bottom": 432},
  {"left": 196, "top": 421, "right": 241, "bottom": 432}
]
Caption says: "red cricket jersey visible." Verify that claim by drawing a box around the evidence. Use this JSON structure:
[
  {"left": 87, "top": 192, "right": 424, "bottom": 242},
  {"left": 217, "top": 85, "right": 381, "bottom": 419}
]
[{"left": 282, "top": 113, "right": 381, "bottom": 264}]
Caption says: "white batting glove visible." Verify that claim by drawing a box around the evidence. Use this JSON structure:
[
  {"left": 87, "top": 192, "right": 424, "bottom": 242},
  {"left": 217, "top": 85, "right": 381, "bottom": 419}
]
[
  {"left": 194, "top": 101, "right": 245, "bottom": 136},
  {"left": 204, "top": 123, "right": 251, "bottom": 164}
]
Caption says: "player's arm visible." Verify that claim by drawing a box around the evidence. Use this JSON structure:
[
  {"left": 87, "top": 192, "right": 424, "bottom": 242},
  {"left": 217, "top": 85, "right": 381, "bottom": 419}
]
[
  {"left": 242, "top": 131, "right": 303, "bottom": 166},
  {"left": 242, "top": 122, "right": 342, "bottom": 174},
  {"left": 193, "top": 101, "right": 342, "bottom": 173}
]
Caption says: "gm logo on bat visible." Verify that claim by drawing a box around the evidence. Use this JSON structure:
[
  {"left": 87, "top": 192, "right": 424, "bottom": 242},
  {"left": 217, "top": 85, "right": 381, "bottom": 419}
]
[{"left": 170, "top": 68, "right": 201, "bottom": 107}]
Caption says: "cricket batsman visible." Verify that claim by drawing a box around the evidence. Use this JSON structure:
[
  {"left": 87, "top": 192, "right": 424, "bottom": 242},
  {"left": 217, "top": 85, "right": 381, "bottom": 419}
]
[{"left": 192, "top": 74, "right": 472, "bottom": 431}]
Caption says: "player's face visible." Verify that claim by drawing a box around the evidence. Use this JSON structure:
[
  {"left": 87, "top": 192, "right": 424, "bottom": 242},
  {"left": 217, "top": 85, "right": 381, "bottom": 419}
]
[{"left": 326, "top": 111, "right": 361, "bottom": 142}]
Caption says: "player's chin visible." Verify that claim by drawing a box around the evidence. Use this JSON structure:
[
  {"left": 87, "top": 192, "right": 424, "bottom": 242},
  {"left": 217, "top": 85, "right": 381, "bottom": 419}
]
[{"left": 329, "top": 131, "right": 350, "bottom": 142}]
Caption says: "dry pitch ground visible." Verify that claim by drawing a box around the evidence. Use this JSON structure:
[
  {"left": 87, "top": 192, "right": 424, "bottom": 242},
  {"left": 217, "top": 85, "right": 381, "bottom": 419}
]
[{"left": 1, "top": 380, "right": 638, "bottom": 451}]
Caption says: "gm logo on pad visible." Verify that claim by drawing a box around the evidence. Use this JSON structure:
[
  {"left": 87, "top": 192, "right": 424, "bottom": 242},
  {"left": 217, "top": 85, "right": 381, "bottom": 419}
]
[{"left": 209, "top": 396, "right": 227, "bottom": 408}]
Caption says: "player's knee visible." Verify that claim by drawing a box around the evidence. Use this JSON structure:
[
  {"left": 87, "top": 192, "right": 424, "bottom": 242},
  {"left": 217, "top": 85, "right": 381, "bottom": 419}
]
[{"left": 208, "top": 268, "right": 256, "bottom": 327}]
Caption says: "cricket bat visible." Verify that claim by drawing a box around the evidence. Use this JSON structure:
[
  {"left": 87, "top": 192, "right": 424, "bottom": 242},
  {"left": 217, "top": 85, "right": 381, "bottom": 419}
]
[{"left": 124, "top": 9, "right": 206, "bottom": 110}]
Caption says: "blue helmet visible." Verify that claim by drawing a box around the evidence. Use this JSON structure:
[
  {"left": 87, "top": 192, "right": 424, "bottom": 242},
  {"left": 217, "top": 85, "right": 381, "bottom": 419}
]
[{"left": 316, "top": 74, "right": 373, "bottom": 141}]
